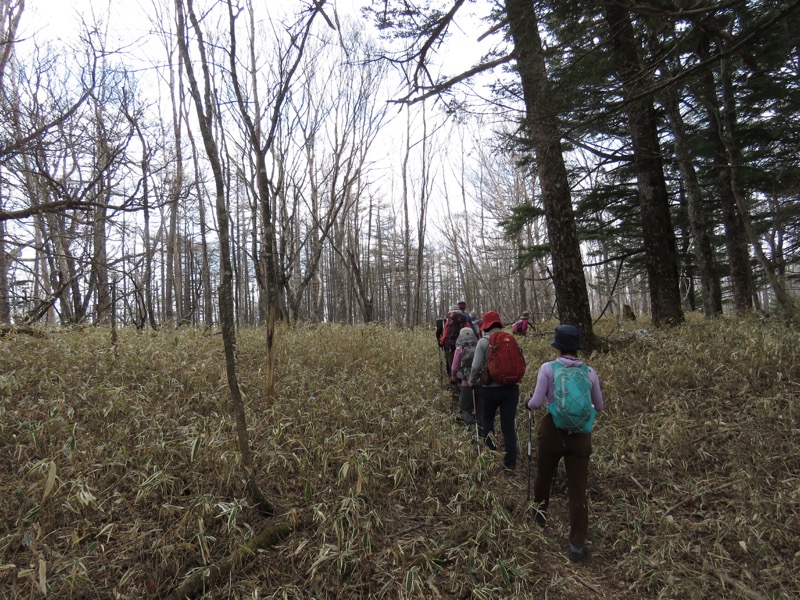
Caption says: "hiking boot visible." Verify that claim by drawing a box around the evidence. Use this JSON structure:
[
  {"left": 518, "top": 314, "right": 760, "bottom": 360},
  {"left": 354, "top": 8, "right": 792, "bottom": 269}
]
[
  {"left": 501, "top": 464, "right": 516, "bottom": 476},
  {"left": 531, "top": 509, "right": 546, "bottom": 527},
  {"left": 568, "top": 545, "right": 590, "bottom": 563}
]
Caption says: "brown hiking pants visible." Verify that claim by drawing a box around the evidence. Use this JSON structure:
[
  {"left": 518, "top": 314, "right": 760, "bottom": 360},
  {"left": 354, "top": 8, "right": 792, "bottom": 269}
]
[{"left": 534, "top": 412, "right": 593, "bottom": 548}]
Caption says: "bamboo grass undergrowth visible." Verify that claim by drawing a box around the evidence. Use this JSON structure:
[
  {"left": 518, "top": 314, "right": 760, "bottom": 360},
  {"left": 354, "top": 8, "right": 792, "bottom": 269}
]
[{"left": 0, "top": 315, "right": 798, "bottom": 599}]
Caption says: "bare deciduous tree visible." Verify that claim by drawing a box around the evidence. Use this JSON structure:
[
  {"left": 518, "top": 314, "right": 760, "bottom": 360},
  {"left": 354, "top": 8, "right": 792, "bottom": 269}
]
[{"left": 175, "top": 0, "right": 276, "bottom": 513}]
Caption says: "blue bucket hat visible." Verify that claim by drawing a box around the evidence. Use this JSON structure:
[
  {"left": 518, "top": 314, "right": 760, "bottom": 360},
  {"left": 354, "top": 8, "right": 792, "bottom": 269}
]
[{"left": 550, "top": 324, "right": 582, "bottom": 352}]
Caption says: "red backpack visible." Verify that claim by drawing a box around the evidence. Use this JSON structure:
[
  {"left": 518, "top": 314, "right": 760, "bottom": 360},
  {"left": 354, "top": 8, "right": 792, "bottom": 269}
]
[
  {"left": 440, "top": 311, "right": 468, "bottom": 347},
  {"left": 486, "top": 331, "right": 526, "bottom": 384}
]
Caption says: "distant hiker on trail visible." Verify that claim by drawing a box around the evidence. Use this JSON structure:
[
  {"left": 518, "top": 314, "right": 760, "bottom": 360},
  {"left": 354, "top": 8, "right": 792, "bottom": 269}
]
[
  {"left": 440, "top": 304, "right": 469, "bottom": 404},
  {"left": 525, "top": 324, "right": 605, "bottom": 563},
  {"left": 457, "top": 300, "right": 478, "bottom": 335},
  {"left": 469, "top": 311, "right": 526, "bottom": 472},
  {"left": 469, "top": 310, "right": 481, "bottom": 330},
  {"left": 435, "top": 317, "right": 446, "bottom": 384},
  {"left": 450, "top": 327, "right": 480, "bottom": 426},
  {"left": 512, "top": 311, "right": 531, "bottom": 336}
]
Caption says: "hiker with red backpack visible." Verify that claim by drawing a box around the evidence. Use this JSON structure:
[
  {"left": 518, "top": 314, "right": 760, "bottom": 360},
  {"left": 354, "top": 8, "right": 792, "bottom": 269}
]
[
  {"left": 440, "top": 304, "right": 470, "bottom": 405},
  {"left": 525, "top": 324, "right": 605, "bottom": 563},
  {"left": 469, "top": 311, "right": 526, "bottom": 472},
  {"left": 450, "top": 327, "right": 480, "bottom": 426}
]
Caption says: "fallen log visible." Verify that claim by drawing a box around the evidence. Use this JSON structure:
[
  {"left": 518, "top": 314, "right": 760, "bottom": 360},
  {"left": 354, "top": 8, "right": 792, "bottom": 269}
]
[{"left": 165, "top": 521, "right": 294, "bottom": 600}]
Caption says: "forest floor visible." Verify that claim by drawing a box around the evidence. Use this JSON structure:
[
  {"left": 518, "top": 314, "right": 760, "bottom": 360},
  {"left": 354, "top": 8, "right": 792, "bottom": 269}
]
[{"left": 0, "top": 313, "right": 798, "bottom": 599}]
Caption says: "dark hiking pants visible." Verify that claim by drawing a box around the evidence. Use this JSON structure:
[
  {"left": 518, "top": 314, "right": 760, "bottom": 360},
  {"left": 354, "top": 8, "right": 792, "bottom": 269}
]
[
  {"left": 478, "top": 384, "right": 519, "bottom": 469},
  {"left": 458, "top": 385, "right": 480, "bottom": 425},
  {"left": 444, "top": 345, "right": 460, "bottom": 403},
  {"left": 534, "top": 412, "right": 592, "bottom": 548},
  {"left": 443, "top": 345, "right": 455, "bottom": 378}
]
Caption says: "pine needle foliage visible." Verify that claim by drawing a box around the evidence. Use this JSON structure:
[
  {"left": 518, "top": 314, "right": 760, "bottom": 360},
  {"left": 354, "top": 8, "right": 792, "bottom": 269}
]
[{"left": 0, "top": 316, "right": 798, "bottom": 598}]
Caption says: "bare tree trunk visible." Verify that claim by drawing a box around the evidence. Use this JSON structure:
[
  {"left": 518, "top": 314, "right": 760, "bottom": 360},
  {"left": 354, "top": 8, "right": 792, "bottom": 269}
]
[
  {"left": 165, "top": 39, "right": 185, "bottom": 327},
  {"left": 402, "top": 108, "right": 412, "bottom": 327},
  {"left": 91, "top": 101, "right": 112, "bottom": 326},
  {"left": 413, "top": 104, "right": 430, "bottom": 328},
  {"left": 175, "top": 0, "right": 276, "bottom": 514},
  {"left": 129, "top": 113, "right": 159, "bottom": 329},
  {"left": 225, "top": 0, "right": 327, "bottom": 400},
  {"left": 0, "top": 0, "right": 23, "bottom": 324},
  {"left": 0, "top": 213, "right": 8, "bottom": 324},
  {"left": 196, "top": 172, "right": 213, "bottom": 327}
]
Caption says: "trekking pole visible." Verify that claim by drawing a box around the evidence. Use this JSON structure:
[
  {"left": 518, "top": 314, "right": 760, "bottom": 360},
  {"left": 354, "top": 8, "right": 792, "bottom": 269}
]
[
  {"left": 527, "top": 408, "right": 533, "bottom": 507},
  {"left": 438, "top": 345, "right": 445, "bottom": 385},
  {"left": 472, "top": 388, "right": 480, "bottom": 447}
]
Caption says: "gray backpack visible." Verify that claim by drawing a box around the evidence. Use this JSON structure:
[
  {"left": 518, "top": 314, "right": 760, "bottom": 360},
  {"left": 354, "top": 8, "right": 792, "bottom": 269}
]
[{"left": 456, "top": 345, "right": 476, "bottom": 380}]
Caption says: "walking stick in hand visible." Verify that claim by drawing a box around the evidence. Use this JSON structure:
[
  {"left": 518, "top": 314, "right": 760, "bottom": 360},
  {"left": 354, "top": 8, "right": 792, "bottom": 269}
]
[
  {"left": 438, "top": 345, "right": 445, "bottom": 385},
  {"left": 527, "top": 407, "right": 533, "bottom": 506},
  {"left": 472, "top": 387, "right": 480, "bottom": 446}
]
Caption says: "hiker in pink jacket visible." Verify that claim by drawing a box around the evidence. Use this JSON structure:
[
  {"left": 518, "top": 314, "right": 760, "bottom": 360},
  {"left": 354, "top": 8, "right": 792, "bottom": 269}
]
[{"left": 450, "top": 327, "right": 479, "bottom": 426}]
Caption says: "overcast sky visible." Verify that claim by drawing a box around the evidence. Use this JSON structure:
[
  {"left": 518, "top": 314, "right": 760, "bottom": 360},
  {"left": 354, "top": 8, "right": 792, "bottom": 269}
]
[
  {"left": 19, "top": 0, "right": 502, "bottom": 223},
  {"left": 25, "top": 0, "right": 491, "bottom": 71}
]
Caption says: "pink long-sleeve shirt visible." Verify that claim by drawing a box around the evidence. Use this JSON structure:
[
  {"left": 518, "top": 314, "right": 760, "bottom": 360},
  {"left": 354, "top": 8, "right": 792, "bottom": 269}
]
[
  {"left": 450, "top": 346, "right": 471, "bottom": 388},
  {"left": 526, "top": 355, "right": 605, "bottom": 411}
]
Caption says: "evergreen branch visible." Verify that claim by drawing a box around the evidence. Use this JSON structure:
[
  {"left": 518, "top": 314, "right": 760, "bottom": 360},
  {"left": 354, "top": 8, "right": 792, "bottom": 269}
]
[
  {"left": 576, "top": 0, "right": 800, "bottom": 133},
  {"left": 392, "top": 54, "right": 514, "bottom": 105}
]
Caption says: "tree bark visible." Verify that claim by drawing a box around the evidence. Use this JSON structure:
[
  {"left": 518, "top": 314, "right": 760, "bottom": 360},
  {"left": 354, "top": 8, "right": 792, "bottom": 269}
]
[
  {"left": 664, "top": 85, "right": 723, "bottom": 317},
  {"left": 175, "top": 0, "right": 276, "bottom": 514},
  {"left": 603, "top": 2, "right": 684, "bottom": 327},
  {"left": 0, "top": 216, "right": 8, "bottom": 324},
  {"left": 718, "top": 56, "right": 795, "bottom": 320},
  {"left": 413, "top": 103, "right": 430, "bottom": 328},
  {"left": 165, "top": 32, "right": 185, "bottom": 328},
  {"left": 693, "top": 42, "right": 754, "bottom": 315},
  {"left": 504, "top": 0, "right": 596, "bottom": 348}
]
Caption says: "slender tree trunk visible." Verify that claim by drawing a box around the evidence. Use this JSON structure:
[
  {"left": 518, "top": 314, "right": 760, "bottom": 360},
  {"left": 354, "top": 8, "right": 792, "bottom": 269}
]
[
  {"left": 504, "top": 0, "right": 596, "bottom": 347},
  {"left": 719, "top": 57, "right": 795, "bottom": 320},
  {"left": 402, "top": 108, "right": 412, "bottom": 327},
  {"left": 693, "top": 43, "right": 754, "bottom": 314},
  {"left": 0, "top": 0, "right": 22, "bottom": 321},
  {"left": 131, "top": 119, "right": 159, "bottom": 330},
  {"left": 176, "top": 0, "right": 275, "bottom": 514},
  {"left": 166, "top": 40, "right": 185, "bottom": 327},
  {"left": 0, "top": 213, "right": 8, "bottom": 324},
  {"left": 92, "top": 110, "right": 112, "bottom": 326},
  {"left": 413, "top": 104, "right": 430, "bottom": 328},
  {"left": 225, "top": 0, "right": 324, "bottom": 399},
  {"left": 664, "top": 89, "right": 722, "bottom": 317}
]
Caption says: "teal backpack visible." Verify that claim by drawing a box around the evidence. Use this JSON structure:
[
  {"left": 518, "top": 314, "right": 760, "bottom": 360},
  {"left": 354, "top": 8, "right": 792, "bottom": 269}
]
[{"left": 547, "top": 361, "right": 595, "bottom": 434}]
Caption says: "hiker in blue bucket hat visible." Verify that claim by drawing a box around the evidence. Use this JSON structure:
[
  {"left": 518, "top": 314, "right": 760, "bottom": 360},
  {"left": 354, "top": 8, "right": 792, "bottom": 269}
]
[{"left": 525, "top": 324, "right": 605, "bottom": 563}]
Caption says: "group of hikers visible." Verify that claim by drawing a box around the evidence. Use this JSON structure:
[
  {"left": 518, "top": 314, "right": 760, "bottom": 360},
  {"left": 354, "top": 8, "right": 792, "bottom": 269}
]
[{"left": 436, "top": 302, "right": 605, "bottom": 564}]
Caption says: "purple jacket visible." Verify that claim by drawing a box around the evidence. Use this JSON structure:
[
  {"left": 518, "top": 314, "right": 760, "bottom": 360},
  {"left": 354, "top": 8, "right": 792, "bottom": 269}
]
[{"left": 526, "top": 355, "right": 605, "bottom": 411}]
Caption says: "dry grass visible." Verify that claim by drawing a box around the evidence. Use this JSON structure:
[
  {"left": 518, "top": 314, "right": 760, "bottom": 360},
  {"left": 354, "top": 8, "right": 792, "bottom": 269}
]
[{"left": 0, "top": 315, "right": 798, "bottom": 599}]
